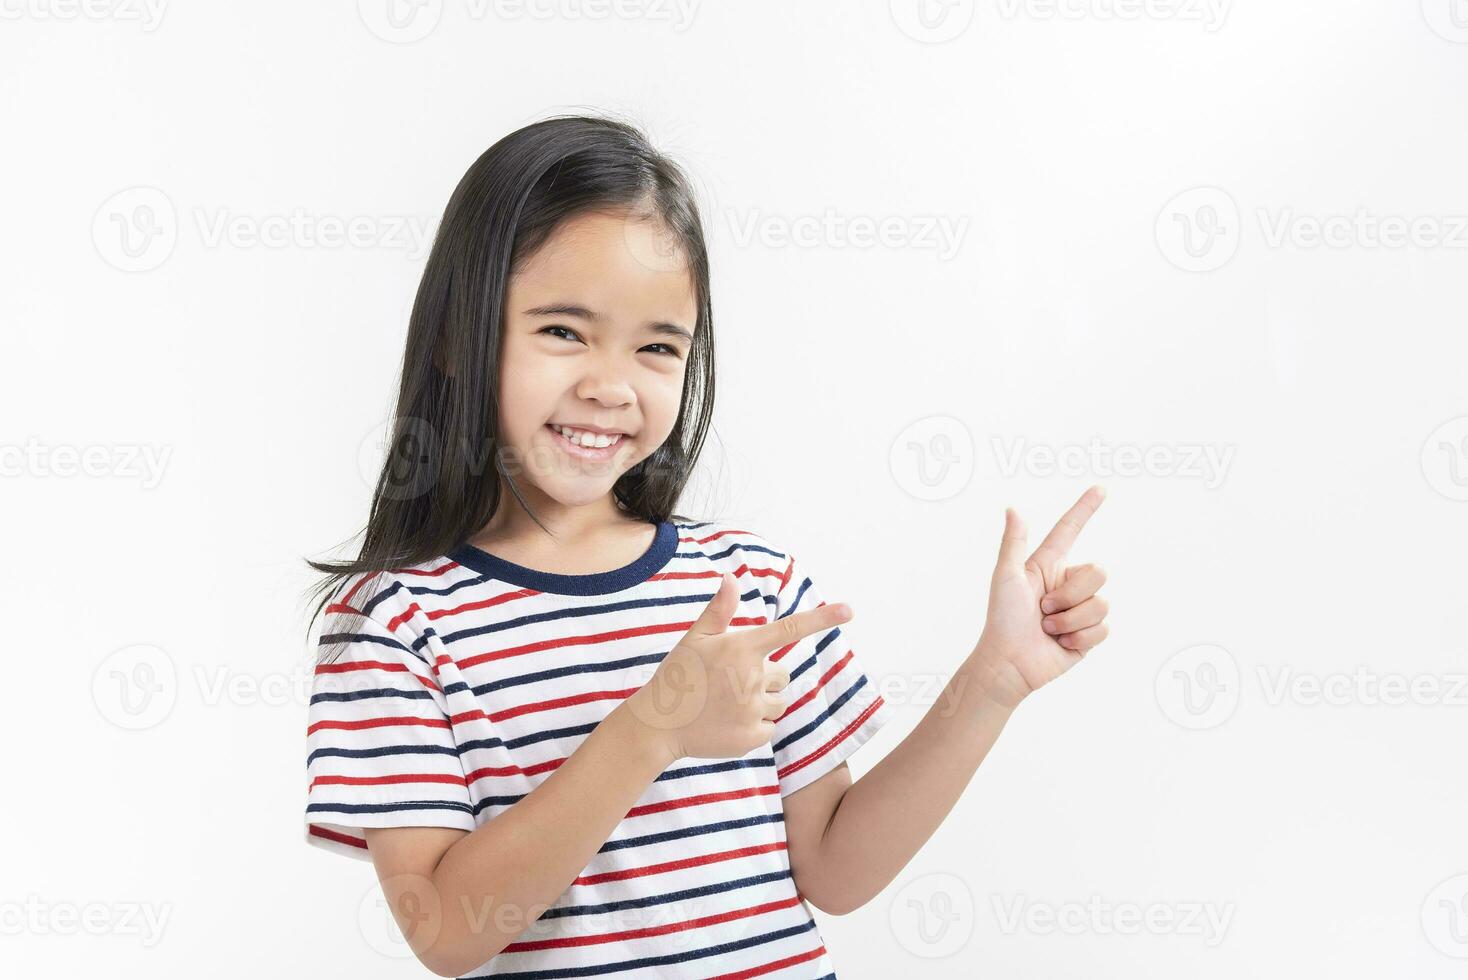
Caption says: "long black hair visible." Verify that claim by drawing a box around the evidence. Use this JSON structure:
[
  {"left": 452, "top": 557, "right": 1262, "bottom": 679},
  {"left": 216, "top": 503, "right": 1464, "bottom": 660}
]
[{"left": 302, "top": 111, "right": 717, "bottom": 644}]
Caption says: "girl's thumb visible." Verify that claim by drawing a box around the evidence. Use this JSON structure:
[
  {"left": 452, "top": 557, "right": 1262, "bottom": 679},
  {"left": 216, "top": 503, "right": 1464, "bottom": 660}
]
[
  {"left": 690, "top": 571, "right": 739, "bottom": 636},
  {"left": 994, "top": 507, "right": 1028, "bottom": 573}
]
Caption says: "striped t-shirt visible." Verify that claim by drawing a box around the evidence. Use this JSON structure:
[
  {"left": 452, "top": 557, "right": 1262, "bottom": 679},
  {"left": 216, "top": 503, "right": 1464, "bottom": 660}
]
[{"left": 304, "top": 519, "right": 893, "bottom": 979}]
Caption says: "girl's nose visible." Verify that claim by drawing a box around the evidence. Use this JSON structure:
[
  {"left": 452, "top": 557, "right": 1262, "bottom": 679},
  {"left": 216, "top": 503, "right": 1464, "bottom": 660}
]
[{"left": 575, "top": 372, "right": 635, "bottom": 409}]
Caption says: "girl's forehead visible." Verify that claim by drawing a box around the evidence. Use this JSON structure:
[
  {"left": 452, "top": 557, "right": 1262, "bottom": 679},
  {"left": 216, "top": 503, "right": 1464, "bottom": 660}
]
[
  {"left": 523, "top": 209, "right": 681, "bottom": 267},
  {"left": 510, "top": 213, "right": 697, "bottom": 322}
]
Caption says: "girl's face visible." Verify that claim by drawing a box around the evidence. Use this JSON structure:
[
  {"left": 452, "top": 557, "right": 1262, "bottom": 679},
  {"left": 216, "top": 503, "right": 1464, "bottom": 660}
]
[{"left": 495, "top": 209, "right": 698, "bottom": 511}]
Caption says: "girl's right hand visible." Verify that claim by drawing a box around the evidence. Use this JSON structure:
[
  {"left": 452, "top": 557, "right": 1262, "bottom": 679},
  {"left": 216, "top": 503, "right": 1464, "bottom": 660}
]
[{"left": 625, "top": 571, "right": 854, "bottom": 761}]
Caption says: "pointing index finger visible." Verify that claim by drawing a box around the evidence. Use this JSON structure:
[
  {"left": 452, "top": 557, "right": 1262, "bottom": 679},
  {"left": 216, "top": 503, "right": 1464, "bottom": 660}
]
[
  {"left": 1029, "top": 484, "right": 1106, "bottom": 566},
  {"left": 745, "top": 602, "right": 852, "bottom": 656}
]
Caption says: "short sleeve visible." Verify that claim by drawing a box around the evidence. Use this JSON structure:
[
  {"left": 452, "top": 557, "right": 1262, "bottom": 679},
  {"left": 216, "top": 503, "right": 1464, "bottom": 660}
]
[
  {"left": 767, "top": 549, "right": 894, "bottom": 798},
  {"left": 304, "top": 579, "right": 476, "bottom": 862}
]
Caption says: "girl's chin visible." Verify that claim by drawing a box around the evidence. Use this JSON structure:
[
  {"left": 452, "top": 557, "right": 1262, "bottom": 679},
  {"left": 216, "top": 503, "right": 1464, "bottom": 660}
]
[
  {"left": 526, "top": 476, "right": 624, "bottom": 509},
  {"left": 497, "top": 428, "right": 647, "bottom": 502},
  {"left": 522, "top": 444, "right": 638, "bottom": 501}
]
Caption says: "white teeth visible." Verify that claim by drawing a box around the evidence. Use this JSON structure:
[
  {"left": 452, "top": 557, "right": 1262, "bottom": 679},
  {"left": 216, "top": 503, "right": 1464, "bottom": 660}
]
[{"left": 551, "top": 424, "right": 621, "bottom": 450}]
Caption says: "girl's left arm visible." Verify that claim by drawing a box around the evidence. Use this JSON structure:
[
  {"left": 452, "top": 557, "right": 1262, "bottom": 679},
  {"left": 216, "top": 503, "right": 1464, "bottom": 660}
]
[{"left": 783, "top": 486, "right": 1111, "bottom": 915}]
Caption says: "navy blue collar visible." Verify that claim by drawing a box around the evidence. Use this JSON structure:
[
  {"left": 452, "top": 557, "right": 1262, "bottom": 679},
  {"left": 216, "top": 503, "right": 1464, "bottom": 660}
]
[{"left": 448, "top": 520, "right": 679, "bottom": 596}]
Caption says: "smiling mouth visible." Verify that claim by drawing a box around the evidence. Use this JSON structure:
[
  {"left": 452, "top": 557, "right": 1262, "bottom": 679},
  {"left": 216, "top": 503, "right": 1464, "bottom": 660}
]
[{"left": 545, "top": 423, "right": 628, "bottom": 459}]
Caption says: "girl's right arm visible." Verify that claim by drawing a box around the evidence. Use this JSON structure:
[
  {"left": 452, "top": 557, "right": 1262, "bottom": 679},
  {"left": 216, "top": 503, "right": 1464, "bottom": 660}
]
[
  {"left": 366, "top": 697, "right": 678, "bottom": 977},
  {"left": 363, "top": 573, "right": 851, "bottom": 978}
]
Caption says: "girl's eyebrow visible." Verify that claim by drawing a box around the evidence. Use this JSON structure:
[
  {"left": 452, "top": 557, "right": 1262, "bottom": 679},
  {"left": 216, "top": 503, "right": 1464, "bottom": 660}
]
[{"left": 522, "top": 303, "right": 694, "bottom": 344}]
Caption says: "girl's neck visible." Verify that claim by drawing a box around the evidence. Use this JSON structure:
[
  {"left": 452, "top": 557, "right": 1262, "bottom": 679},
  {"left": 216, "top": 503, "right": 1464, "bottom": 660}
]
[
  {"left": 471, "top": 486, "right": 643, "bottom": 550},
  {"left": 466, "top": 487, "right": 660, "bottom": 577}
]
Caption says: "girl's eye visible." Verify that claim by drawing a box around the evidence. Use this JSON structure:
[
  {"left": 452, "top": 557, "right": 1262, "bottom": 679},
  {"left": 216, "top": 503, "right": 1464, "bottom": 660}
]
[
  {"left": 540, "top": 325, "right": 582, "bottom": 343},
  {"left": 538, "top": 326, "right": 680, "bottom": 359}
]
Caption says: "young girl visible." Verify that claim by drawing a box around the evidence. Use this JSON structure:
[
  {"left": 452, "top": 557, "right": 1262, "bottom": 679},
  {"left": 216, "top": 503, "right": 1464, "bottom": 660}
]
[{"left": 302, "top": 113, "right": 1110, "bottom": 979}]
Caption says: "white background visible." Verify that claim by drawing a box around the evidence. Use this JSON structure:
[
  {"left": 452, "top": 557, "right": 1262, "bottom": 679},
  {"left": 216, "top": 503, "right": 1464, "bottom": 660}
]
[{"left": 4, "top": 1, "right": 1466, "bottom": 977}]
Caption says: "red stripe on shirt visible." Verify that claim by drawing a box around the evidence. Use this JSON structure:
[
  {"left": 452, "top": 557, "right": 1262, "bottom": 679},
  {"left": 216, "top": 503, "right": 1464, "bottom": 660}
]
[
  {"left": 574, "top": 841, "right": 788, "bottom": 886},
  {"left": 778, "top": 649, "right": 854, "bottom": 721},
  {"left": 308, "top": 824, "right": 368, "bottom": 849},
  {"left": 428, "top": 585, "right": 542, "bottom": 622},
  {"left": 777, "top": 695, "right": 886, "bottom": 782},
  {"left": 454, "top": 616, "right": 768, "bottom": 672},
  {"left": 501, "top": 896, "right": 802, "bottom": 953},
  {"left": 624, "top": 783, "right": 779, "bottom": 818},
  {"left": 458, "top": 621, "right": 690, "bottom": 671},
  {"left": 307, "top": 715, "right": 452, "bottom": 736},
  {"left": 680, "top": 528, "right": 755, "bottom": 545},
  {"left": 489, "top": 686, "right": 641, "bottom": 722},
  {"left": 309, "top": 772, "right": 468, "bottom": 791},
  {"left": 466, "top": 757, "right": 564, "bottom": 783},
  {"left": 705, "top": 943, "right": 829, "bottom": 979}
]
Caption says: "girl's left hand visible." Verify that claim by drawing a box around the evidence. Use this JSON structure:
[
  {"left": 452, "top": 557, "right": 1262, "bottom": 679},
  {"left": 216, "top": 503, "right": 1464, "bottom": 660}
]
[{"left": 972, "top": 485, "right": 1110, "bottom": 707}]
